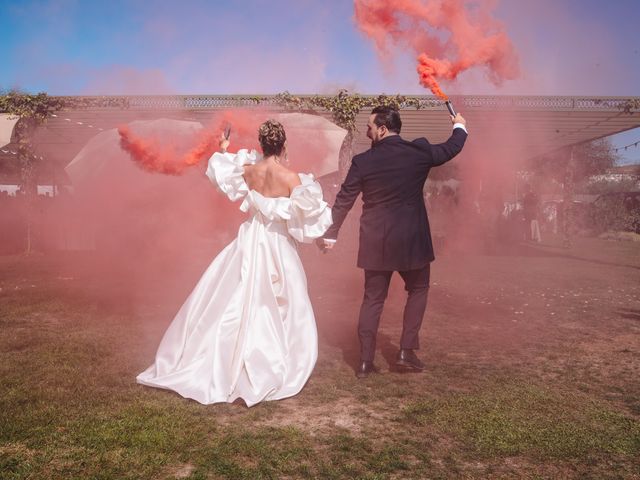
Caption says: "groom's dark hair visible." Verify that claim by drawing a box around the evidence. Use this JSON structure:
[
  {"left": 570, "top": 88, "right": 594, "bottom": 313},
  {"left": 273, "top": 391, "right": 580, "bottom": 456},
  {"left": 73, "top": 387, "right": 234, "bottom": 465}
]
[{"left": 371, "top": 106, "right": 402, "bottom": 134}]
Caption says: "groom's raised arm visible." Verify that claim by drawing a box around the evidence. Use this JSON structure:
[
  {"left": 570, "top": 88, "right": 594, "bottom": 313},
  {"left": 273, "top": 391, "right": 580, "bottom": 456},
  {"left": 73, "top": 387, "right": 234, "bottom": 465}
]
[
  {"left": 429, "top": 114, "right": 468, "bottom": 166},
  {"left": 324, "top": 159, "right": 362, "bottom": 241},
  {"left": 429, "top": 126, "right": 467, "bottom": 167}
]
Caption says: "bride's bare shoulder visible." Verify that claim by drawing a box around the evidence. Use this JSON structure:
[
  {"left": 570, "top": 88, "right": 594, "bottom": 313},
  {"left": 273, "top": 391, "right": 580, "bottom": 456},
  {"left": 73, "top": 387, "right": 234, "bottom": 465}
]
[
  {"left": 274, "top": 164, "right": 301, "bottom": 190},
  {"left": 243, "top": 162, "right": 264, "bottom": 177}
]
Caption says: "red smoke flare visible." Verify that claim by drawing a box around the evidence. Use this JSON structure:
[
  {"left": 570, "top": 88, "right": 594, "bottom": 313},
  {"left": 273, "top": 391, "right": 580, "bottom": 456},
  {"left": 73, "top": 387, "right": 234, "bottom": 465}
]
[{"left": 354, "top": 0, "right": 520, "bottom": 98}]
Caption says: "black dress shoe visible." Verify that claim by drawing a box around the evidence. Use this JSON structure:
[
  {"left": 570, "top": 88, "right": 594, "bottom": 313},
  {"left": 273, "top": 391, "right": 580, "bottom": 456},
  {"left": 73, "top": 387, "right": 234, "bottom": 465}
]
[
  {"left": 356, "top": 361, "right": 379, "bottom": 378},
  {"left": 395, "top": 349, "right": 425, "bottom": 371}
]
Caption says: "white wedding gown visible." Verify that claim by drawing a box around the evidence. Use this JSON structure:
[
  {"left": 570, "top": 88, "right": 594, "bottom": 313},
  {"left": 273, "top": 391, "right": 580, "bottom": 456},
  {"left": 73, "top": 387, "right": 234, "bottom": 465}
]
[{"left": 137, "top": 149, "right": 332, "bottom": 406}]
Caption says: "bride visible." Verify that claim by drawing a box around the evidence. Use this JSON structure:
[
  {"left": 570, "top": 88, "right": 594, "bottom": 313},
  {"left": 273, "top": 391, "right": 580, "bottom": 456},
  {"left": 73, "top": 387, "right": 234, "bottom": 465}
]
[{"left": 137, "top": 119, "right": 332, "bottom": 406}]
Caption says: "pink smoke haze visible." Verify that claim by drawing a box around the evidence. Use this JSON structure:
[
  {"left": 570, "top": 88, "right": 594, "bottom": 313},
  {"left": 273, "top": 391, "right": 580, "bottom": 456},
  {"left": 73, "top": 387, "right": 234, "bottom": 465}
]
[
  {"left": 4, "top": 0, "right": 631, "bottom": 370},
  {"left": 354, "top": 0, "right": 520, "bottom": 98}
]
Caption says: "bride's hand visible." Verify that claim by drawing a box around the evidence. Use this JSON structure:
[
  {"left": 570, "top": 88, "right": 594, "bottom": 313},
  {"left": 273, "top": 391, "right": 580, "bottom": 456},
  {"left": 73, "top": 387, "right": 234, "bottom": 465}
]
[{"left": 219, "top": 133, "right": 230, "bottom": 153}]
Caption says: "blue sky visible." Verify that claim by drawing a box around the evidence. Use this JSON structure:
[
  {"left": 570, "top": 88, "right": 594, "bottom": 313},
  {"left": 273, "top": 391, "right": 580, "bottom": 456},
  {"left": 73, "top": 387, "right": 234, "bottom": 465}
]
[{"left": 1, "top": 0, "right": 639, "bottom": 162}]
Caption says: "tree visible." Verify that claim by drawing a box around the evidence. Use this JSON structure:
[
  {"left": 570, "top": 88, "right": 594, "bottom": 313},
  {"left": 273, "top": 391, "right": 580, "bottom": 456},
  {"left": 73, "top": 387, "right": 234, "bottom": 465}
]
[
  {"left": 527, "top": 137, "right": 619, "bottom": 189},
  {"left": 526, "top": 137, "right": 620, "bottom": 245},
  {"left": 0, "top": 91, "right": 65, "bottom": 253}
]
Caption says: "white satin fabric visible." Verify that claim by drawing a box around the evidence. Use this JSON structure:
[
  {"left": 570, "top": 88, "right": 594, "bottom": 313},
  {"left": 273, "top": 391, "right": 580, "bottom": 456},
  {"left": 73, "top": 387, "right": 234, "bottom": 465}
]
[{"left": 137, "top": 150, "right": 332, "bottom": 406}]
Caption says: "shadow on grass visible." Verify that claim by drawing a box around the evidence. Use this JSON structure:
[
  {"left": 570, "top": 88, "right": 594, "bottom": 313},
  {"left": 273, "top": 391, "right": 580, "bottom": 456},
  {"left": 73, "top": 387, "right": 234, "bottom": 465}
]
[{"left": 616, "top": 308, "right": 640, "bottom": 321}]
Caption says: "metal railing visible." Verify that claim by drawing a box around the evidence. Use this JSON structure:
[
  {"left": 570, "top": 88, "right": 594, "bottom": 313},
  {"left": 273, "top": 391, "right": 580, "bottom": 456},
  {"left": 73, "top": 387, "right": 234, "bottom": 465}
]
[{"left": 49, "top": 94, "right": 640, "bottom": 112}]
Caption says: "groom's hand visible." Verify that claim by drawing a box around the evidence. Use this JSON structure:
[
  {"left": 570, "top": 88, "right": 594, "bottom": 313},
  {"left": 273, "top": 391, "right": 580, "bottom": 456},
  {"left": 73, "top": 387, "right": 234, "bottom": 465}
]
[{"left": 451, "top": 113, "right": 466, "bottom": 126}]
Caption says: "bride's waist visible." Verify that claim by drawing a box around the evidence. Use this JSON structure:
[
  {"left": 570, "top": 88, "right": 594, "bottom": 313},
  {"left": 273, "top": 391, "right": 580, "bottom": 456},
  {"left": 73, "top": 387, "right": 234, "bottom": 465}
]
[{"left": 245, "top": 213, "right": 288, "bottom": 229}]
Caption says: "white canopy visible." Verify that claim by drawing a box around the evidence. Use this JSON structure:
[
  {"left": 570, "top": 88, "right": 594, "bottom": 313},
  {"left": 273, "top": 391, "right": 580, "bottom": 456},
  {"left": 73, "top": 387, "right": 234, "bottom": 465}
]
[{"left": 0, "top": 113, "right": 18, "bottom": 148}]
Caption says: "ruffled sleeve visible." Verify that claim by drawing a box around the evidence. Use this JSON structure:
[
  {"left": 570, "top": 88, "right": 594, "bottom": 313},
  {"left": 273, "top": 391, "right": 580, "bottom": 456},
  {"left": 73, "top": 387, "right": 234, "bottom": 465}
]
[
  {"left": 286, "top": 173, "right": 333, "bottom": 243},
  {"left": 205, "top": 149, "right": 259, "bottom": 202}
]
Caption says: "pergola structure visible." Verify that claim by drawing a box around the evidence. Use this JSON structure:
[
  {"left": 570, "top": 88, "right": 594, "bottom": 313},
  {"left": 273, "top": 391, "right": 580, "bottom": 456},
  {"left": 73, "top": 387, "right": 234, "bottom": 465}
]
[{"left": 1, "top": 94, "right": 639, "bottom": 184}]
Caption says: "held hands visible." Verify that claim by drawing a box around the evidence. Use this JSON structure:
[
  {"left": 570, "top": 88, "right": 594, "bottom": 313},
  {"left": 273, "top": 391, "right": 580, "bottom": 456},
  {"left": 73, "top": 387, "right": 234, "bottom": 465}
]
[
  {"left": 450, "top": 113, "right": 466, "bottom": 127},
  {"left": 315, "top": 238, "right": 335, "bottom": 253}
]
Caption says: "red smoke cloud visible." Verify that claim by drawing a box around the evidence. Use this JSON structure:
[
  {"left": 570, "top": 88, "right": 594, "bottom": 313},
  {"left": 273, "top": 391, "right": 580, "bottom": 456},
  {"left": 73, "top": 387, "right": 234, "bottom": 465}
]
[
  {"left": 118, "top": 125, "right": 187, "bottom": 175},
  {"left": 353, "top": 0, "right": 520, "bottom": 98},
  {"left": 118, "top": 109, "right": 341, "bottom": 179},
  {"left": 118, "top": 111, "right": 261, "bottom": 175}
]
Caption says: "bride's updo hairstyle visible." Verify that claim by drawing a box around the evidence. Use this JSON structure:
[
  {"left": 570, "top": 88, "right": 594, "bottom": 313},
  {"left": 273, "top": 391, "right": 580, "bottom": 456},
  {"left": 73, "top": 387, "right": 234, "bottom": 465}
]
[{"left": 258, "top": 119, "right": 287, "bottom": 157}]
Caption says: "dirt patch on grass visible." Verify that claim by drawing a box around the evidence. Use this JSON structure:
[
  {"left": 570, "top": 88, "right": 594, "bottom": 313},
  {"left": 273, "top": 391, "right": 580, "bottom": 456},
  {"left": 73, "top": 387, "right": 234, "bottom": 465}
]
[
  {"left": 258, "top": 397, "right": 392, "bottom": 435},
  {"left": 159, "top": 463, "right": 196, "bottom": 479}
]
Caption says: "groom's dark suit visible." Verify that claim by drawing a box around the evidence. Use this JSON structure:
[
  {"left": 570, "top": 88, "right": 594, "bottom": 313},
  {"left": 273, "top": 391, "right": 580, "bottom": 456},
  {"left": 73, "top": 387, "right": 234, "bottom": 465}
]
[{"left": 324, "top": 127, "right": 467, "bottom": 362}]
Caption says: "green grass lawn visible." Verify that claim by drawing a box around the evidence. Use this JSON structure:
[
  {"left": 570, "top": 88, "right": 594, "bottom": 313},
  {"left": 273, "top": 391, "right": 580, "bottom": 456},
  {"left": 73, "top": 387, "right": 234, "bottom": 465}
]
[{"left": 1, "top": 236, "right": 639, "bottom": 479}]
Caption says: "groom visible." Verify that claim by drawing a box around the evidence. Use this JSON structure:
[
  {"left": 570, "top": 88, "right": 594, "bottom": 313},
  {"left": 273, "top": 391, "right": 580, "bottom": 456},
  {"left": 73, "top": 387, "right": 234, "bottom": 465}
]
[{"left": 320, "top": 105, "right": 468, "bottom": 378}]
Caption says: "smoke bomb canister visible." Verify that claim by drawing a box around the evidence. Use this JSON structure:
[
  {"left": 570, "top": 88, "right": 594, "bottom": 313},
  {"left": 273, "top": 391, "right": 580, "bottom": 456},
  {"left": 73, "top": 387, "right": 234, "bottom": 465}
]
[{"left": 445, "top": 100, "right": 456, "bottom": 117}]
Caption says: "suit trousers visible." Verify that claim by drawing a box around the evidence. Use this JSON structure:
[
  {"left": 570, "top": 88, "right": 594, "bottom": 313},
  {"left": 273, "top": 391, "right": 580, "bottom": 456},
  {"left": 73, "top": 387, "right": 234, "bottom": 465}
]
[{"left": 358, "top": 264, "right": 431, "bottom": 362}]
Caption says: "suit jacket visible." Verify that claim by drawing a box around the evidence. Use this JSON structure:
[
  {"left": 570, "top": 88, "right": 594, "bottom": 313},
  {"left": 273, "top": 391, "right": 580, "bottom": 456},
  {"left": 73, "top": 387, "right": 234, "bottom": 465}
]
[{"left": 325, "top": 128, "right": 467, "bottom": 271}]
